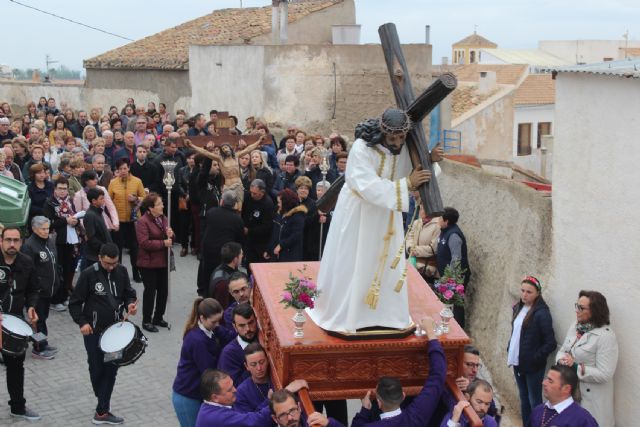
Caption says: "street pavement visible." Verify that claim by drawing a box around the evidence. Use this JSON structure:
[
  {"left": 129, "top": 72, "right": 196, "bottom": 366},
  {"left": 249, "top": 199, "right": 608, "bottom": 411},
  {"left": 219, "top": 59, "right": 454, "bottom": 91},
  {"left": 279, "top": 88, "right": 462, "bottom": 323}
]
[{"left": 1, "top": 252, "right": 200, "bottom": 426}]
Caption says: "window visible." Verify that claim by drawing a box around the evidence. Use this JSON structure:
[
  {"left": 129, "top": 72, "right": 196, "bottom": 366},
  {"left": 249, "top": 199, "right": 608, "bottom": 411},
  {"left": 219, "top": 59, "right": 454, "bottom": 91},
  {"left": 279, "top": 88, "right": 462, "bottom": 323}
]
[
  {"left": 517, "top": 123, "right": 532, "bottom": 156},
  {"left": 470, "top": 50, "right": 476, "bottom": 63},
  {"left": 537, "top": 122, "right": 552, "bottom": 148}
]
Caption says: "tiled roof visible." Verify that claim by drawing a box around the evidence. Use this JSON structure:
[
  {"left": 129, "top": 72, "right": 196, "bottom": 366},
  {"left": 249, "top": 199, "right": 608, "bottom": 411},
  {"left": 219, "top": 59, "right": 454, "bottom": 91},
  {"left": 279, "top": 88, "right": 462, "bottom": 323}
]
[
  {"left": 453, "top": 33, "right": 497, "bottom": 48},
  {"left": 84, "top": 0, "right": 343, "bottom": 70},
  {"left": 453, "top": 63, "right": 528, "bottom": 85},
  {"left": 451, "top": 85, "right": 498, "bottom": 119},
  {"left": 514, "top": 74, "right": 555, "bottom": 105}
]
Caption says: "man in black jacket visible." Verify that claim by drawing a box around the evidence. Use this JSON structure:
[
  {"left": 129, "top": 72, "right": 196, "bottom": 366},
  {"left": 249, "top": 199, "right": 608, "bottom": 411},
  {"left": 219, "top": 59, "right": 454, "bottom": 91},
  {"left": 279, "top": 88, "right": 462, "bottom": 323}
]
[
  {"left": 130, "top": 145, "right": 162, "bottom": 194},
  {"left": 197, "top": 191, "right": 244, "bottom": 296},
  {"left": 82, "top": 188, "right": 113, "bottom": 270},
  {"left": 0, "top": 227, "right": 41, "bottom": 421},
  {"left": 69, "top": 243, "right": 137, "bottom": 425},
  {"left": 21, "top": 216, "right": 60, "bottom": 359},
  {"left": 241, "top": 179, "right": 275, "bottom": 264}
]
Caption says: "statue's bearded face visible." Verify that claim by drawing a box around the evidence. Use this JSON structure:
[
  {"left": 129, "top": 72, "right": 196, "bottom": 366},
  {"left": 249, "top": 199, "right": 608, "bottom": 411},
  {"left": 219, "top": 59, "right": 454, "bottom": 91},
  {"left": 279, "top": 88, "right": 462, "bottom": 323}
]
[{"left": 383, "top": 132, "right": 407, "bottom": 155}]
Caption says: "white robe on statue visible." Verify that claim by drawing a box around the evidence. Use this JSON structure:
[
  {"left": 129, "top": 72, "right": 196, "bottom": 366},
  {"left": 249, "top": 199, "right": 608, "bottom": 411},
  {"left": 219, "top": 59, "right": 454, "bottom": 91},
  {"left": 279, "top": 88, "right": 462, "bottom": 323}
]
[{"left": 307, "top": 138, "right": 413, "bottom": 332}]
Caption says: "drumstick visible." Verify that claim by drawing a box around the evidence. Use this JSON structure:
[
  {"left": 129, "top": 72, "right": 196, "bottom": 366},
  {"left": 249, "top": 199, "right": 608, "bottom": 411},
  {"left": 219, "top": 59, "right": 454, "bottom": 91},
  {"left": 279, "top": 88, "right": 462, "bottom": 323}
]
[{"left": 122, "top": 299, "right": 139, "bottom": 324}]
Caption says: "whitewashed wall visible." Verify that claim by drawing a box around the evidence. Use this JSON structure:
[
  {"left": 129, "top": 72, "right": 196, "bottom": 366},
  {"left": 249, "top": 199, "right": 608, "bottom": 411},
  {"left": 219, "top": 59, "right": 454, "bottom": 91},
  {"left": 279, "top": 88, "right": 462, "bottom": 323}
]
[
  {"left": 513, "top": 104, "right": 554, "bottom": 176},
  {"left": 552, "top": 72, "right": 640, "bottom": 424}
]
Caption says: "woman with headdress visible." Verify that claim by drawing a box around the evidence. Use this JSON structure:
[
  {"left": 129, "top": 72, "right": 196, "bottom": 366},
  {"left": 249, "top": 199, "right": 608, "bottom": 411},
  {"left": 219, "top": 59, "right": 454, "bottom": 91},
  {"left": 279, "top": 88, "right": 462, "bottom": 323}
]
[{"left": 507, "top": 276, "right": 556, "bottom": 425}]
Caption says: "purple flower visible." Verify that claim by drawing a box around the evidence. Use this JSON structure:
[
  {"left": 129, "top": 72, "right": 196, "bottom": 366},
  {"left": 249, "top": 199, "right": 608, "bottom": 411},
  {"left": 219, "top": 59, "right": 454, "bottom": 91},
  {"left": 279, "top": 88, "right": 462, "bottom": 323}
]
[
  {"left": 443, "top": 290, "right": 454, "bottom": 300},
  {"left": 304, "top": 281, "right": 317, "bottom": 290},
  {"left": 282, "top": 292, "right": 292, "bottom": 302}
]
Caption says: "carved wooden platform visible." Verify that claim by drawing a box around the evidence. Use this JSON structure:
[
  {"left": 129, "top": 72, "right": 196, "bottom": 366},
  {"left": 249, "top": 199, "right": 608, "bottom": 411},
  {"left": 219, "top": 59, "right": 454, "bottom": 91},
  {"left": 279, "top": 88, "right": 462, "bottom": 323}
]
[{"left": 251, "top": 262, "right": 470, "bottom": 401}]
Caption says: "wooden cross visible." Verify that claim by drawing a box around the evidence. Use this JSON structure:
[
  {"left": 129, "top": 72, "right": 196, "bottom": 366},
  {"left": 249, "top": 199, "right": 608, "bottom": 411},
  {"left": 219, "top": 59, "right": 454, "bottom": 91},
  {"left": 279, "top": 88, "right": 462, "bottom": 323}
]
[
  {"left": 175, "top": 111, "right": 270, "bottom": 148},
  {"left": 379, "top": 23, "right": 457, "bottom": 217}
]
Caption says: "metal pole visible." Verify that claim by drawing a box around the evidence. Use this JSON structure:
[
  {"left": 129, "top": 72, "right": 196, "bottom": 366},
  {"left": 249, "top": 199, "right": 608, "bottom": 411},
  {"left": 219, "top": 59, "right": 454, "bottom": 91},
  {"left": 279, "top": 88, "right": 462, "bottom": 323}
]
[{"left": 161, "top": 160, "right": 177, "bottom": 330}]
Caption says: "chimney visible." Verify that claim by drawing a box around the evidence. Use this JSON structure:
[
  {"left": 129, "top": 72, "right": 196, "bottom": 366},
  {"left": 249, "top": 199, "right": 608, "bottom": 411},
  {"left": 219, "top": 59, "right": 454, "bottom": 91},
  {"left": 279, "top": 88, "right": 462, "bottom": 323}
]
[
  {"left": 272, "top": 0, "right": 279, "bottom": 44},
  {"left": 279, "top": 0, "right": 288, "bottom": 44},
  {"left": 441, "top": 56, "right": 449, "bottom": 65},
  {"left": 425, "top": 25, "right": 430, "bottom": 44},
  {"left": 478, "top": 70, "right": 497, "bottom": 95}
]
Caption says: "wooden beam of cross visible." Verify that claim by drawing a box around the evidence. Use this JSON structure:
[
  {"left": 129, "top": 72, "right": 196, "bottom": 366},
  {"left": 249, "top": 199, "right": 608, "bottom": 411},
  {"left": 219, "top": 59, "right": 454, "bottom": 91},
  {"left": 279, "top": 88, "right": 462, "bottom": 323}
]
[
  {"left": 175, "top": 112, "right": 271, "bottom": 148},
  {"left": 378, "top": 23, "right": 457, "bottom": 217}
]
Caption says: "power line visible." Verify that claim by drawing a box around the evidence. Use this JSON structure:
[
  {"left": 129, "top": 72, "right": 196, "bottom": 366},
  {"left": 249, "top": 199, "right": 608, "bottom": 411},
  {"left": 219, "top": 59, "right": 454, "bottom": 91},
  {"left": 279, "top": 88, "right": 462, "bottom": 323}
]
[{"left": 7, "top": 0, "right": 134, "bottom": 42}]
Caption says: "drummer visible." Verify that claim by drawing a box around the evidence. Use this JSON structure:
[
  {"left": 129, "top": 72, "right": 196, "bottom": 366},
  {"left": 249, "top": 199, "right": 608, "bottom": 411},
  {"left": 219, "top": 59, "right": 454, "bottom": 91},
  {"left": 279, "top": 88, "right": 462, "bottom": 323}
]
[
  {"left": 1, "top": 226, "right": 41, "bottom": 421},
  {"left": 69, "top": 242, "right": 137, "bottom": 425}
]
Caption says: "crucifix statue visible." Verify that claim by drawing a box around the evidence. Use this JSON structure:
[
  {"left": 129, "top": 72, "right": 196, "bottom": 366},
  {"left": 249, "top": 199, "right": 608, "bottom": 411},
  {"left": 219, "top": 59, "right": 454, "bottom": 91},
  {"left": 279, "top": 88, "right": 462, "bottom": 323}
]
[{"left": 308, "top": 23, "right": 457, "bottom": 335}]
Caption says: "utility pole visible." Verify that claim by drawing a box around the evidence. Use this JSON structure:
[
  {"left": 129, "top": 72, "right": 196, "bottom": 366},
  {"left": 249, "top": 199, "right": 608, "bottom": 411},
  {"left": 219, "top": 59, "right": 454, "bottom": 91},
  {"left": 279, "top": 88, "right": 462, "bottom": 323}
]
[
  {"left": 45, "top": 54, "right": 58, "bottom": 79},
  {"left": 622, "top": 30, "right": 629, "bottom": 58}
]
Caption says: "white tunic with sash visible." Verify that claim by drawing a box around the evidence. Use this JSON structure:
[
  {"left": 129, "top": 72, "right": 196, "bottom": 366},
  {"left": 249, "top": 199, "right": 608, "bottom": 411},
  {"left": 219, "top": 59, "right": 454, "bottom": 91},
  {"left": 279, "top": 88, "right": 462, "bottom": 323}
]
[{"left": 307, "top": 138, "right": 413, "bottom": 332}]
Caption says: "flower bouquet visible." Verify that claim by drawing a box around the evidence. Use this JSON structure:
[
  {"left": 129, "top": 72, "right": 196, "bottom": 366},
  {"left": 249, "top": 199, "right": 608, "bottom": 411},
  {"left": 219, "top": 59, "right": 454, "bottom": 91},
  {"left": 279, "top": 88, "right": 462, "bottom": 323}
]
[
  {"left": 280, "top": 265, "right": 321, "bottom": 339},
  {"left": 280, "top": 265, "right": 321, "bottom": 310},
  {"left": 433, "top": 260, "right": 466, "bottom": 307}
]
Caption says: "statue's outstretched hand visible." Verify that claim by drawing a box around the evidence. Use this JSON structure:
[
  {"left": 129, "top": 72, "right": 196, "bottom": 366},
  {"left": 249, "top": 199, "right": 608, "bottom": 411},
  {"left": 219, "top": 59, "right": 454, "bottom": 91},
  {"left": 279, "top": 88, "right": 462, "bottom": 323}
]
[{"left": 430, "top": 144, "right": 444, "bottom": 162}]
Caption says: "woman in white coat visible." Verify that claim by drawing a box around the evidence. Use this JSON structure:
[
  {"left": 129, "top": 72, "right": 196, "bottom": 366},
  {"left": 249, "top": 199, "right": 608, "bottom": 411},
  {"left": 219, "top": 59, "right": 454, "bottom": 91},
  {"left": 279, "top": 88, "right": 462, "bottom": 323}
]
[{"left": 556, "top": 290, "right": 618, "bottom": 427}]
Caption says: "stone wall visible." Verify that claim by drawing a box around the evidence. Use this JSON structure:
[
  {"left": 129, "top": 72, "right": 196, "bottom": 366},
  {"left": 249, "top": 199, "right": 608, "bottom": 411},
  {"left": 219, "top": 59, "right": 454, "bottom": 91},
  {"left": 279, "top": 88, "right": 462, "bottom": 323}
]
[
  {"left": 84, "top": 68, "right": 191, "bottom": 114},
  {"left": 189, "top": 43, "right": 432, "bottom": 138},
  {"left": 0, "top": 79, "right": 162, "bottom": 115},
  {"left": 438, "top": 159, "right": 553, "bottom": 413},
  {"left": 452, "top": 87, "right": 516, "bottom": 162}
]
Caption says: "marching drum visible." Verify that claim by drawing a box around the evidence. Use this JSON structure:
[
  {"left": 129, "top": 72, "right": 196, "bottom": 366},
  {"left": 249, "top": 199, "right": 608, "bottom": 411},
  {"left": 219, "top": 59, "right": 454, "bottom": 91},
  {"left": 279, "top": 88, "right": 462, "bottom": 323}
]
[
  {"left": 99, "top": 321, "right": 147, "bottom": 367},
  {"left": 1, "top": 314, "right": 33, "bottom": 356}
]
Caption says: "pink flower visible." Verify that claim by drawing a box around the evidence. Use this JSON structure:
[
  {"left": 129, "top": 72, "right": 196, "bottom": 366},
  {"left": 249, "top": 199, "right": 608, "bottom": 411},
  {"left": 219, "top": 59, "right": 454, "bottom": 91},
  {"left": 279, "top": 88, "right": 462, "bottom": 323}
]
[
  {"left": 455, "top": 285, "right": 465, "bottom": 295},
  {"left": 282, "top": 292, "right": 292, "bottom": 302},
  {"left": 443, "top": 290, "right": 454, "bottom": 300},
  {"left": 303, "top": 280, "right": 317, "bottom": 290},
  {"left": 438, "top": 284, "right": 447, "bottom": 293},
  {"left": 447, "top": 278, "right": 456, "bottom": 285},
  {"left": 299, "top": 293, "right": 314, "bottom": 308}
]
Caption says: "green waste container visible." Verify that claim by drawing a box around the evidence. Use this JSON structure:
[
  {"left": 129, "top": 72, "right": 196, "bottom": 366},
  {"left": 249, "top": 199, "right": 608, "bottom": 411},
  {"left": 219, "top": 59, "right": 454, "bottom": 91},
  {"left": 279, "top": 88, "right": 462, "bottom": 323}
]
[{"left": 0, "top": 175, "right": 31, "bottom": 228}]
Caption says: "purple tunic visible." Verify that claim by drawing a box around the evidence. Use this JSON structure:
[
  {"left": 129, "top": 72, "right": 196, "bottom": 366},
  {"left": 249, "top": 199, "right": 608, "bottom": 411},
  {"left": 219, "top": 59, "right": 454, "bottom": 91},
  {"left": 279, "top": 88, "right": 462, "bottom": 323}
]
[
  {"left": 218, "top": 338, "right": 251, "bottom": 386},
  {"left": 234, "top": 378, "right": 272, "bottom": 413},
  {"left": 195, "top": 402, "right": 273, "bottom": 427},
  {"left": 172, "top": 325, "right": 237, "bottom": 400},
  {"left": 527, "top": 402, "right": 599, "bottom": 427},
  {"left": 351, "top": 339, "right": 446, "bottom": 427}
]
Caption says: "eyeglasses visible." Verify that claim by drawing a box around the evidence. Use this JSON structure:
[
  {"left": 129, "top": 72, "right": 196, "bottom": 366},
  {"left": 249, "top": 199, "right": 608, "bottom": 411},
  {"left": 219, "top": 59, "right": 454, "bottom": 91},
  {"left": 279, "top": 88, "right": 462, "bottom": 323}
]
[
  {"left": 276, "top": 407, "right": 299, "bottom": 423},
  {"left": 574, "top": 303, "right": 589, "bottom": 312},
  {"left": 464, "top": 362, "right": 482, "bottom": 369}
]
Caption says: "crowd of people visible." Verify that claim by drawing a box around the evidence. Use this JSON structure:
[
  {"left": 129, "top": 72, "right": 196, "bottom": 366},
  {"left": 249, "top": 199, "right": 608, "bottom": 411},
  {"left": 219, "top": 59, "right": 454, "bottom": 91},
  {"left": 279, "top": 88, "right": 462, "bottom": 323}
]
[{"left": 0, "top": 98, "right": 617, "bottom": 427}]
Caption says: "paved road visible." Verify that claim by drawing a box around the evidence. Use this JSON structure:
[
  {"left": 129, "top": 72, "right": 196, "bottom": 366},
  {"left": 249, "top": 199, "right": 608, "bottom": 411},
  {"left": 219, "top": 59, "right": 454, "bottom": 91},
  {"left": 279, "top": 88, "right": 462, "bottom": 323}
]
[{"left": 1, "top": 252, "right": 200, "bottom": 427}]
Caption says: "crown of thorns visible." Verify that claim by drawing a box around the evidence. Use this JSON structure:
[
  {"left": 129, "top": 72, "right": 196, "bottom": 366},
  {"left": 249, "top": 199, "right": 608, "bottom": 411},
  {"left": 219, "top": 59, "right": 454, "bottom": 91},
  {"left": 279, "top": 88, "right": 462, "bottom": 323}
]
[{"left": 379, "top": 109, "right": 412, "bottom": 135}]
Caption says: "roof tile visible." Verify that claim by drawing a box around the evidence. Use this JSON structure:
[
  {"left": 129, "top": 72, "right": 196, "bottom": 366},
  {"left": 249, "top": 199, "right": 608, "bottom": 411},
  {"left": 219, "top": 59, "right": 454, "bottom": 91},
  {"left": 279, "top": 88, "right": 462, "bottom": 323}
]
[
  {"left": 514, "top": 74, "right": 555, "bottom": 105},
  {"left": 84, "top": 0, "right": 343, "bottom": 70}
]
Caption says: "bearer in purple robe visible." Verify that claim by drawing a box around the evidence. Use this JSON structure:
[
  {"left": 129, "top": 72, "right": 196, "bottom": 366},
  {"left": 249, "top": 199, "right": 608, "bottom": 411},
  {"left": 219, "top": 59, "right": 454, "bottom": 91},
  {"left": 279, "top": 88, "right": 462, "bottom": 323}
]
[
  {"left": 221, "top": 271, "right": 251, "bottom": 332},
  {"left": 234, "top": 343, "right": 273, "bottom": 413},
  {"left": 270, "top": 389, "right": 346, "bottom": 427},
  {"left": 527, "top": 364, "right": 599, "bottom": 427},
  {"left": 195, "top": 369, "right": 308, "bottom": 427},
  {"left": 351, "top": 317, "right": 445, "bottom": 427},
  {"left": 440, "top": 379, "right": 498, "bottom": 427},
  {"left": 218, "top": 303, "right": 259, "bottom": 386}
]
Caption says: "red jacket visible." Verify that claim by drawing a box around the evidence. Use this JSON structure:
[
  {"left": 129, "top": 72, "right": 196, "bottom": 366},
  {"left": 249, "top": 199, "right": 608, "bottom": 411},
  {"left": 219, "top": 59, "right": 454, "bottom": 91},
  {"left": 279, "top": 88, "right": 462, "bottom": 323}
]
[{"left": 135, "top": 212, "right": 169, "bottom": 269}]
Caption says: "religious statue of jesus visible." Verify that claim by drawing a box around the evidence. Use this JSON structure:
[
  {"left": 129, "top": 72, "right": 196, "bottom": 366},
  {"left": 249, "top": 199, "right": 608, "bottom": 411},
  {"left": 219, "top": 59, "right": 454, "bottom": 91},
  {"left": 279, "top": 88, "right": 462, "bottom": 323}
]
[
  {"left": 308, "top": 108, "right": 441, "bottom": 333},
  {"left": 185, "top": 137, "right": 263, "bottom": 206}
]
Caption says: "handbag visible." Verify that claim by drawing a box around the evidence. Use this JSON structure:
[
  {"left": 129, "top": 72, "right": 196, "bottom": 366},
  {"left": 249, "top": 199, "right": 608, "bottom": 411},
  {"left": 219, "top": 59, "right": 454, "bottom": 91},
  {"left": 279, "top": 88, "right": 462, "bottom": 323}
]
[{"left": 178, "top": 196, "right": 188, "bottom": 211}]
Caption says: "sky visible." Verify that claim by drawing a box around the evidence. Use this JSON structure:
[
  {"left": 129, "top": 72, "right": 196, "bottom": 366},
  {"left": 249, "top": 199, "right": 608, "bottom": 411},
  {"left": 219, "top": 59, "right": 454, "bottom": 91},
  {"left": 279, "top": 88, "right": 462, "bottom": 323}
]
[{"left": 3, "top": 0, "right": 640, "bottom": 72}]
